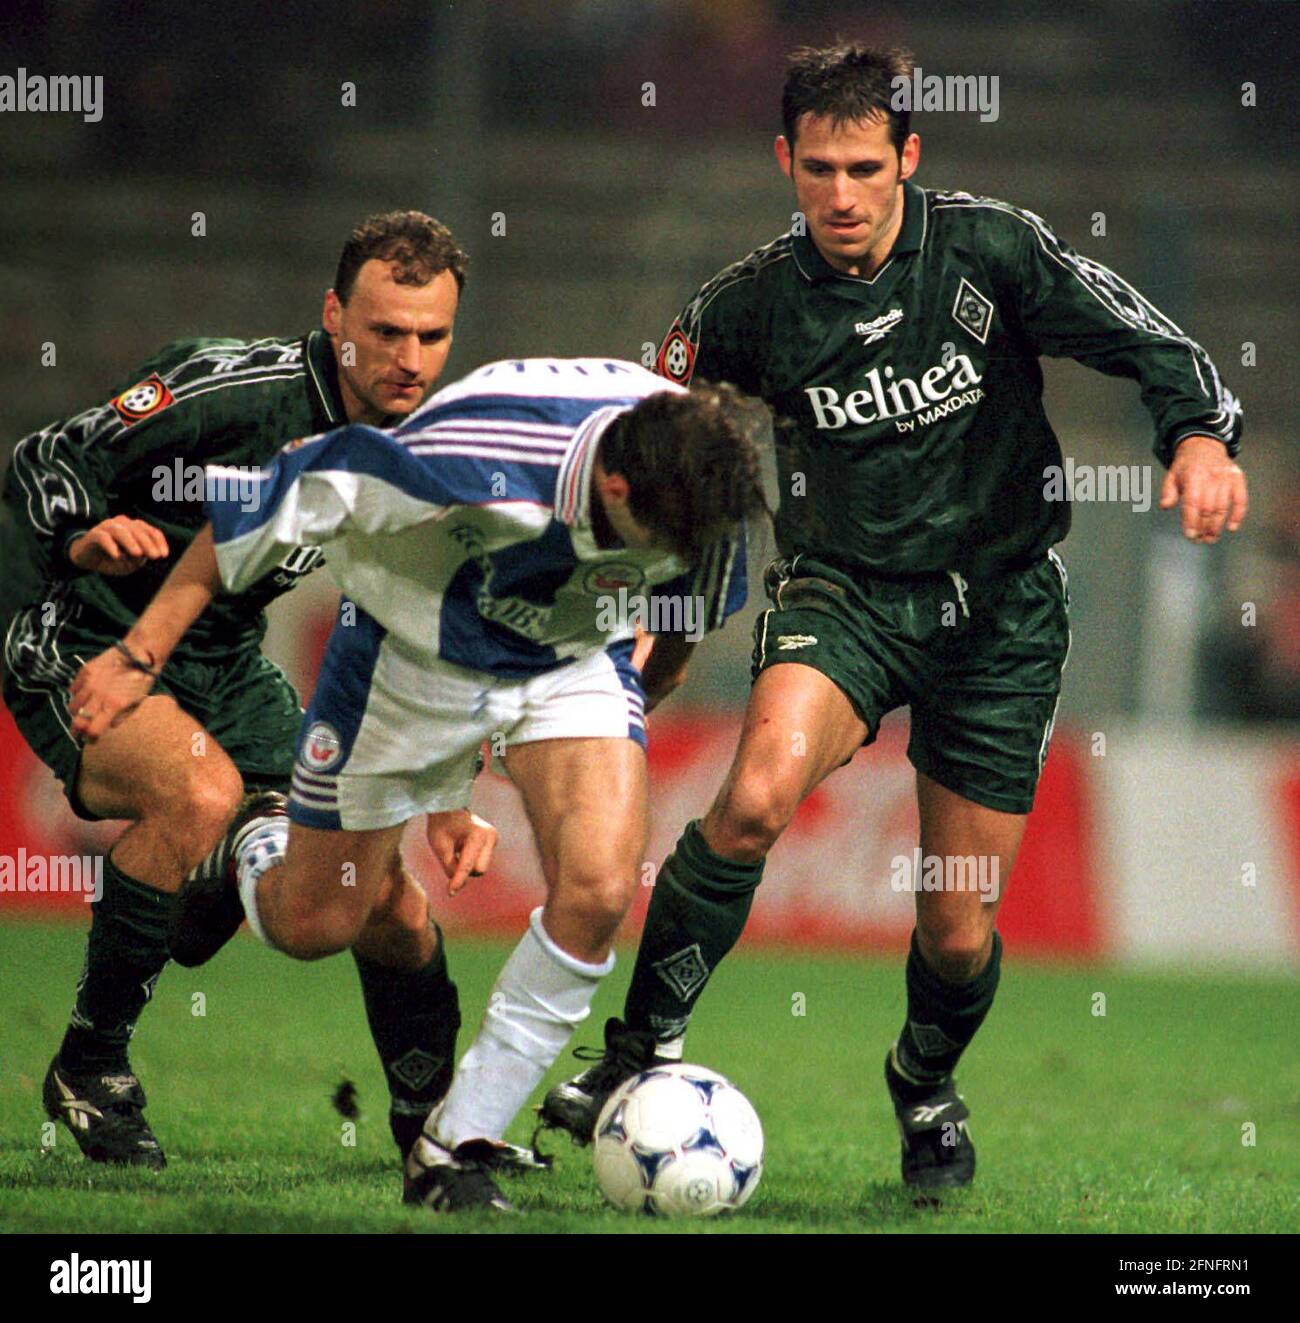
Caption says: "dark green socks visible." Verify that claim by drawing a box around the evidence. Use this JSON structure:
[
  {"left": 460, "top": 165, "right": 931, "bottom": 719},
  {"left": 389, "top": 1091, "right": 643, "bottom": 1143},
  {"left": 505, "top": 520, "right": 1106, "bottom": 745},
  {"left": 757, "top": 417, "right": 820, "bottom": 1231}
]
[
  {"left": 623, "top": 819, "right": 764, "bottom": 1043},
  {"left": 60, "top": 856, "right": 175, "bottom": 1074},
  {"left": 352, "top": 924, "right": 461, "bottom": 1126},
  {"left": 892, "top": 929, "right": 1002, "bottom": 1098}
]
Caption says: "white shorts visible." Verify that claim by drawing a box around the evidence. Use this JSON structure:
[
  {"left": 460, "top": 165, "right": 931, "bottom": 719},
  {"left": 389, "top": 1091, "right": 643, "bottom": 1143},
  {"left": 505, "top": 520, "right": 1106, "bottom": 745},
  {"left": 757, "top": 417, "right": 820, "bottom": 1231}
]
[{"left": 288, "top": 603, "right": 645, "bottom": 831}]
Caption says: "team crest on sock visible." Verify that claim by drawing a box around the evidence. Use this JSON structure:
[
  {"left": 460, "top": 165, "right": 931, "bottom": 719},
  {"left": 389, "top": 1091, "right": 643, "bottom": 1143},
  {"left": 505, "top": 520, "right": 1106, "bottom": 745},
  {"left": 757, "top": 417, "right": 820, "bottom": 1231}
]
[
  {"left": 652, "top": 944, "right": 710, "bottom": 1001},
  {"left": 906, "top": 1019, "right": 961, "bottom": 1058},
  {"left": 389, "top": 1049, "right": 443, "bottom": 1093}
]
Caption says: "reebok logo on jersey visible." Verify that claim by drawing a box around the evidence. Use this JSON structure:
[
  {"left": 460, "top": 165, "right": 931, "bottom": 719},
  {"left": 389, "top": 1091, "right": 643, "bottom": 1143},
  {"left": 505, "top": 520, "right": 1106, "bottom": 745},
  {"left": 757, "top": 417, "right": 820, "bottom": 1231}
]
[
  {"left": 111, "top": 374, "right": 175, "bottom": 426},
  {"left": 855, "top": 308, "right": 905, "bottom": 345},
  {"left": 805, "top": 354, "right": 985, "bottom": 433},
  {"left": 776, "top": 634, "right": 818, "bottom": 650},
  {"left": 951, "top": 277, "right": 994, "bottom": 344}
]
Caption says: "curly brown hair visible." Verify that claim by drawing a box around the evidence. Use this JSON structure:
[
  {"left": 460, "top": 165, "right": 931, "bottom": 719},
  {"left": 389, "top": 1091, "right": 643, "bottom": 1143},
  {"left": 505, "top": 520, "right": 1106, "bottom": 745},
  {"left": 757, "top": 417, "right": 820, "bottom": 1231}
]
[
  {"left": 598, "top": 381, "right": 771, "bottom": 564},
  {"left": 333, "top": 211, "right": 467, "bottom": 304}
]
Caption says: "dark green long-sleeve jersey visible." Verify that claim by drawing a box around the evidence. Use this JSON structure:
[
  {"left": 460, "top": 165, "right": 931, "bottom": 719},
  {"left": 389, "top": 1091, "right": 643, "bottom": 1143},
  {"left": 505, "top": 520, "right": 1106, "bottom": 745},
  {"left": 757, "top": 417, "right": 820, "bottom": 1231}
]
[
  {"left": 2, "top": 330, "right": 347, "bottom": 658},
  {"left": 654, "top": 181, "right": 1242, "bottom": 580}
]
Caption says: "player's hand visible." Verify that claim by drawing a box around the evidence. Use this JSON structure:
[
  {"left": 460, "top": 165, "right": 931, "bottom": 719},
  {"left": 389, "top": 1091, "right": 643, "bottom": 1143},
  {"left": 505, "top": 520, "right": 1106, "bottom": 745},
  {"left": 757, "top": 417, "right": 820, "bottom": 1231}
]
[
  {"left": 426, "top": 808, "right": 497, "bottom": 896},
  {"left": 68, "top": 517, "right": 170, "bottom": 576},
  {"left": 633, "top": 627, "right": 668, "bottom": 713},
  {"left": 69, "top": 646, "right": 156, "bottom": 740},
  {"left": 1159, "top": 436, "right": 1248, "bottom": 544},
  {"left": 631, "top": 625, "right": 654, "bottom": 672}
]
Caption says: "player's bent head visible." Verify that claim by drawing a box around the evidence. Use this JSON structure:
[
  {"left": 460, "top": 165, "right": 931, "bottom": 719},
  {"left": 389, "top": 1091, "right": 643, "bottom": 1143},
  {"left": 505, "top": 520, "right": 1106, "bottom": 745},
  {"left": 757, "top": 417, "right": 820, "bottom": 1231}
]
[
  {"left": 599, "top": 382, "right": 771, "bottom": 564},
  {"left": 781, "top": 40, "right": 914, "bottom": 157}
]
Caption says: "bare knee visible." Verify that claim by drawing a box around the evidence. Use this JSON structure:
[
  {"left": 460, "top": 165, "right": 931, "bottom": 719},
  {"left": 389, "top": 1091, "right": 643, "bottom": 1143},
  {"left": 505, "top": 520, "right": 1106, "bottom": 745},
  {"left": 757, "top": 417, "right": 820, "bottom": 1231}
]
[
  {"left": 917, "top": 924, "right": 995, "bottom": 983},
  {"left": 275, "top": 904, "right": 364, "bottom": 961},
  {"left": 151, "top": 761, "right": 245, "bottom": 868},
  {"left": 549, "top": 869, "right": 636, "bottom": 955},
  {"left": 708, "top": 774, "right": 799, "bottom": 861}
]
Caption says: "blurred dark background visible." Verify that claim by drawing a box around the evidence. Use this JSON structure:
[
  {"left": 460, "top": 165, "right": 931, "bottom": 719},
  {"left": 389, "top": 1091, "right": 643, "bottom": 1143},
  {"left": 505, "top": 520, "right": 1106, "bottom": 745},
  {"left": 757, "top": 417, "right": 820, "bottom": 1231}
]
[{"left": 0, "top": 0, "right": 1295, "bottom": 722}]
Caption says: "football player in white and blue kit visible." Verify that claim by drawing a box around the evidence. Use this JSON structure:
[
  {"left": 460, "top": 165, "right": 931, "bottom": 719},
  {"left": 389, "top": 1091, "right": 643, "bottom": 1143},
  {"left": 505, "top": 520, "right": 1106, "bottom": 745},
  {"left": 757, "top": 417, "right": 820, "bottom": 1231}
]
[{"left": 70, "top": 357, "right": 768, "bottom": 1211}]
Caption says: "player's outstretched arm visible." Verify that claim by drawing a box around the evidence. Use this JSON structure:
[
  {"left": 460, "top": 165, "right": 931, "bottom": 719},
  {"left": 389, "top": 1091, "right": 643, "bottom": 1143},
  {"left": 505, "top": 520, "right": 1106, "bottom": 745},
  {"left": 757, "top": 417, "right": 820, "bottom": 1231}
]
[
  {"left": 70, "top": 523, "right": 223, "bottom": 739},
  {"left": 1002, "top": 207, "right": 1245, "bottom": 541},
  {"left": 1158, "top": 434, "right": 1249, "bottom": 545}
]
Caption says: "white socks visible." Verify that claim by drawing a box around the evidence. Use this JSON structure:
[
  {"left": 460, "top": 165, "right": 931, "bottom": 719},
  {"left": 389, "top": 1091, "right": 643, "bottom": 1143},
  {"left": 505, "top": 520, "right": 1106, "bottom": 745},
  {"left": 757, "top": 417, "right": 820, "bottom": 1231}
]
[
  {"left": 234, "top": 817, "right": 289, "bottom": 946},
  {"left": 434, "top": 907, "right": 614, "bottom": 1148}
]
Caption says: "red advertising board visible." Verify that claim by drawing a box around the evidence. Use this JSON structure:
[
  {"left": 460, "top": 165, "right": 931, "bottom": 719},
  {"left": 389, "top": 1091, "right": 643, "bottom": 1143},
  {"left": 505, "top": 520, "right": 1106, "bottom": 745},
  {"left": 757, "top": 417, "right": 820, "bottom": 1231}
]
[{"left": 0, "top": 699, "right": 1098, "bottom": 957}]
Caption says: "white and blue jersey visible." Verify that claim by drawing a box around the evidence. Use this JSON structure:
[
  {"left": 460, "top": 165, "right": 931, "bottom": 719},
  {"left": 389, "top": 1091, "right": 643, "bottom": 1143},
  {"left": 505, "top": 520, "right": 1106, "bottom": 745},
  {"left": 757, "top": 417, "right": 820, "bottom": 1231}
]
[{"left": 202, "top": 357, "right": 748, "bottom": 830}]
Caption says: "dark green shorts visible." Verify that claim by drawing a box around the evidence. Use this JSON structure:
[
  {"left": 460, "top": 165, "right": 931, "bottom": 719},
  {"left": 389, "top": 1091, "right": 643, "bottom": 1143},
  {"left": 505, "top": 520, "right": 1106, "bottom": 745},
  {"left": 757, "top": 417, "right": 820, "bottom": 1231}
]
[
  {"left": 750, "top": 552, "right": 1071, "bottom": 815},
  {"left": 3, "top": 595, "right": 302, "bottom": 819}
]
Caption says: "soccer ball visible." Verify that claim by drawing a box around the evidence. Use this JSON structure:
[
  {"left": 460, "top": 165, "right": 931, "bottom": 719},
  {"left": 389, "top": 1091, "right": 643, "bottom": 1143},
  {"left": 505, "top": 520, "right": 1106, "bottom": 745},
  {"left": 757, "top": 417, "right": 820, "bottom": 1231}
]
[{"left": 592, "top": 1064, "right": 763, "bottom": 1216}]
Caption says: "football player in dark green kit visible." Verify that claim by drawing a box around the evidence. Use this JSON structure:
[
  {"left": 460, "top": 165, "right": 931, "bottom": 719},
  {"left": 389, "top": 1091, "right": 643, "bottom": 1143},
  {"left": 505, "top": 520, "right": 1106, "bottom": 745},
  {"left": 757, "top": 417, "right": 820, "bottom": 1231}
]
[
  {"left": 3, "top": 212, "right": 499, "bottom": 1170},
  {"left": 542, "top": 43, "right": 1248, "bottom": 1187}
]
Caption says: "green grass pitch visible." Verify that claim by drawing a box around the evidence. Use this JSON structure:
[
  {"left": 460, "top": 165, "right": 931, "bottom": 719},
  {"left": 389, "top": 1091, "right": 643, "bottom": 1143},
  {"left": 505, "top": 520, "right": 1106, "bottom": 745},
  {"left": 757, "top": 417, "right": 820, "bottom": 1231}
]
[{"left": 1, "top": 918, "right": 1295, "bottom": 1234}]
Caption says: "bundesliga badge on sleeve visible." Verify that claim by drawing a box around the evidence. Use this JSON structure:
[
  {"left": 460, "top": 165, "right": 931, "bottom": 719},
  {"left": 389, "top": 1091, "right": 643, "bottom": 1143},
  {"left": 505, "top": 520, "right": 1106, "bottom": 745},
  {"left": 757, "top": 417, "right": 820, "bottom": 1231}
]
[
  {"left": 111, "top": 374, "right": 175, "bottom": 426},
  {"left": 656, "top": 322, "right": 696, "bottom": 385}
]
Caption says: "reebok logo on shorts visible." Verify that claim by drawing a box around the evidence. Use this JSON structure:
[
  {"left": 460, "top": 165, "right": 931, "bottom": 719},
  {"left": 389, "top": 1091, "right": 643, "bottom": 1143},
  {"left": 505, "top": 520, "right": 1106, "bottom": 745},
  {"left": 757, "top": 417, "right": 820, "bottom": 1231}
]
[{"left": 777, "top": 634, "right": 818, "bottom": 650}]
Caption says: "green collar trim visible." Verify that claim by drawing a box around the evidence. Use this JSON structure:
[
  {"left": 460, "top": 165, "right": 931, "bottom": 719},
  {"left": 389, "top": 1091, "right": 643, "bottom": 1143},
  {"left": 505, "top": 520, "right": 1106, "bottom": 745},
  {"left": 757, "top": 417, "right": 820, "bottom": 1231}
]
[{"left": 304, "top": 329, "right": 347, "bottom": 426}]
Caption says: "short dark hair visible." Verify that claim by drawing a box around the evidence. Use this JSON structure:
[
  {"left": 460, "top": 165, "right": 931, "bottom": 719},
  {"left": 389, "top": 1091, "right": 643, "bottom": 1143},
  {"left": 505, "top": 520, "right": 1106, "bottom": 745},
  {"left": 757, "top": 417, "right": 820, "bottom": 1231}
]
[
  {"left": 781, "top": 42, "right": 914, "bottom": 156},
  {"left": 333, "top": 211, "right": 467, "bottom": 304},
  {"left": 599, "top": 381, "right": 771, "bottom": 565}
]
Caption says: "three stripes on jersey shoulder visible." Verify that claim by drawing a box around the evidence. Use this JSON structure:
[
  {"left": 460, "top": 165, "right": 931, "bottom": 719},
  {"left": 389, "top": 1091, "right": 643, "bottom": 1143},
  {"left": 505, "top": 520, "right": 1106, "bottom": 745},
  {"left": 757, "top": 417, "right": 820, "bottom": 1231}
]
[
  {"left": 680, "top": 232, "right": 793, "bottom": 339},
  {"left": 402, "top": 418, "right": 571, "bottom": 469}
]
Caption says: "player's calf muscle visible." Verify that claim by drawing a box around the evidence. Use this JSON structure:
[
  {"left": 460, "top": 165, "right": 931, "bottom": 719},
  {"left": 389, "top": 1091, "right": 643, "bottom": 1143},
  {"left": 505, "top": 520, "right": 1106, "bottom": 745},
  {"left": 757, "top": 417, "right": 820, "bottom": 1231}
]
[
  {"left": 544, "top": 814, "right": 646, "bottom": 958},
  {"left": 264, "top": 879, "right": 367, "bottom": 959},
  {"left": 355, "top": 865, "right": 435, "bottom": 969},
  {"left": 266, "top": 823, "right": 404, "bottom": 958},
  {"left": 508, "top": 737, "right": 648, "bottom": 957}
]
